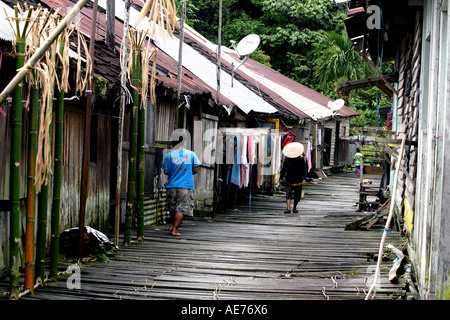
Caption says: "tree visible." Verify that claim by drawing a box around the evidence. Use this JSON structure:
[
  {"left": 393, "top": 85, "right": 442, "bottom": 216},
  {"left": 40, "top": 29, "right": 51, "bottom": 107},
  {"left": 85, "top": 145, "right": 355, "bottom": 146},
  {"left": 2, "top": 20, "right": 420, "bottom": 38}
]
[{"left": 313, "top": 29, "right": 370, "bottom": 94}]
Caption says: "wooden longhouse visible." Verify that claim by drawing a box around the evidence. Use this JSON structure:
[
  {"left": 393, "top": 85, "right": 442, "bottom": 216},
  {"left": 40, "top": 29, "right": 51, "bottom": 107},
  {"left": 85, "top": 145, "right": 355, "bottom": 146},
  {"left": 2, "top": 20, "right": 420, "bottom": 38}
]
[
  {"left": 0, "top": 0, "right": 359, "bottom": 299},
  {"left": 345, "top": 0, "right": 450, "bottom": 299}
]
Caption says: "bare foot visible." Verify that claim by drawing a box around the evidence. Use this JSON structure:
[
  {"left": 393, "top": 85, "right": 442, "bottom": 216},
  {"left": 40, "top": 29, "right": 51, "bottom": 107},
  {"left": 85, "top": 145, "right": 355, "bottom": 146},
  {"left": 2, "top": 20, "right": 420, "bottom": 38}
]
[{"left": 171, "top": 231, "right": 182, "bottom": 236}]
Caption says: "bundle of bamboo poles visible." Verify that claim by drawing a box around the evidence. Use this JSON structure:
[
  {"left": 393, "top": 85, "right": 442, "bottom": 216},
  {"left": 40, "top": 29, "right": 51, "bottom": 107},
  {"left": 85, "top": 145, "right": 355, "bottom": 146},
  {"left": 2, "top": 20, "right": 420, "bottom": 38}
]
[
  {"left": 4, "top": 2, "right": 89, "bottom": 299},
  {"left": 121, "top": 25, "right": 159, "bottom": 245},
  {"left": 5, "top": 3, "right": 34, "bottom": 300},
  {"left": 2, "top": 0, "right": 177, "bottom": 299}
]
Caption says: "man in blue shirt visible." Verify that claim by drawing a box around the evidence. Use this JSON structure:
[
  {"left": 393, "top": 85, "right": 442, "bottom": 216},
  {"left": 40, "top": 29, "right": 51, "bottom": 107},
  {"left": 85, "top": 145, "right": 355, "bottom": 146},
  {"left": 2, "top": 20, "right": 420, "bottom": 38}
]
[{"left": 163, "top": 137, "right": 201, "bottom": 236}]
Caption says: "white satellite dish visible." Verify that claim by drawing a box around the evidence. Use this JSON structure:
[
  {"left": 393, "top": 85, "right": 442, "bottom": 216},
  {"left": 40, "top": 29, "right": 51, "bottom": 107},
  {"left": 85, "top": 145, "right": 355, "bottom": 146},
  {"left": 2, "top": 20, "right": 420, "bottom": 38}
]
[
  {"left": 231, "top": 34, "right": 260, "bottom": 87},
  {"left": 331, "top": 99, "right": 345, "bottom": 112},
  {"left": 236, "top": 34, "right": 260, "bottom": 58}
]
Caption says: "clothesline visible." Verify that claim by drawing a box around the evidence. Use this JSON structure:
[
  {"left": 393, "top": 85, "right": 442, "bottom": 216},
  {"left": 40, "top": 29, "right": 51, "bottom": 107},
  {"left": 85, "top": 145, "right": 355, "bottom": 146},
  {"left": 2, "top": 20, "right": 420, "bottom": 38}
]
[{"left": 218, "top": 128, "right": 313, "bottom": 189}]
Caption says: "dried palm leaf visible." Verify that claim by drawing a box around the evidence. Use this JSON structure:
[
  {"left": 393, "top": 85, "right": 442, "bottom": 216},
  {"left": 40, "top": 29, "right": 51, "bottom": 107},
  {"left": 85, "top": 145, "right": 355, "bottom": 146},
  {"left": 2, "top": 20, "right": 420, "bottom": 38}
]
[
  {"left": 140, "top": 42, "right": 158, "bottom": 106},
  {"left": 135, "top": 0, "right": 177, "bottom": 38}
]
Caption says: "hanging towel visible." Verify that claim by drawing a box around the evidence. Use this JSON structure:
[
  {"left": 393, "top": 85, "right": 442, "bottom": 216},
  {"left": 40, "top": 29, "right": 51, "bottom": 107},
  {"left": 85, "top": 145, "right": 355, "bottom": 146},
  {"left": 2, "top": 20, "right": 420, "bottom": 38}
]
[
  {"left": 240, "top": 135, "right": 249, "bottom": 188},
  {"left": 306, "top": 141, "right": 312, "bottom": 172},
  {"left": 230, "top": 135, "right": 241, "bottom": 186},
  {"left": 257, "top": 135, "right": 265, "bottom": 188},
  {"left": 250, "top": 135, "right": 258, "bottom": 165}
]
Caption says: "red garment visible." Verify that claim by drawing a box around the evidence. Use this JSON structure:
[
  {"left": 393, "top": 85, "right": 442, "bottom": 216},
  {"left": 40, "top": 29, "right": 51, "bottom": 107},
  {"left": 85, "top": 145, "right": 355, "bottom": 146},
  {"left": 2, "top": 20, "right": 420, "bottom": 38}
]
[{"left": 281, "top": 131, "right": 296, "bottom": 149}]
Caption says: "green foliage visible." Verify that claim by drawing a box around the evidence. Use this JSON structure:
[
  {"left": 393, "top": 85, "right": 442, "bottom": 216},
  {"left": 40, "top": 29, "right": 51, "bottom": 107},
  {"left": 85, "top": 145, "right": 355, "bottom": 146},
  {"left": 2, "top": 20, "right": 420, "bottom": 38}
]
[{"left": 313, "top": 29, "right": 369, "bottom": 92}]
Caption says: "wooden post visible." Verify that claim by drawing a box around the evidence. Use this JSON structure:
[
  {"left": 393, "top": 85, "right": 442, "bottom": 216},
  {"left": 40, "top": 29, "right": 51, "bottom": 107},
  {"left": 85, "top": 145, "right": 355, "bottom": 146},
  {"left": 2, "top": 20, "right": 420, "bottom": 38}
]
[
  {"left": 79, "top": 0, "right": 98, "bottom": 260},
  {"left": 124, "top": 44, "right": 141, "bottom": 246},
  {"left": 365, "top": 135, "right": 406, "bottom": 300},
  {"left": 105, "top": 0, "right": 116, "bottom": 51},
  {"left": 115, "top": 0, "right": 132, "bottom": 247},
  {"left": 49, "top": 40, "right": 66, "bottom": 280}
]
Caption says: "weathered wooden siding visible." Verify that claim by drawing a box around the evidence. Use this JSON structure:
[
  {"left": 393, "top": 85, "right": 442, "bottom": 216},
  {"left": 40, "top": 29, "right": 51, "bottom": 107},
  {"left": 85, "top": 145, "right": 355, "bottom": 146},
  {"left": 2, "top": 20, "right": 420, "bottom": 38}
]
[
  {"left": 0, "top": 99, "right": 31, "bottom": 270},
  {"left": 395, "top": 11, "right": 421, "bottom": 219},
  {"left": 61, "top": 107, "right": 111, "bottom": 234},
  {"left": 1, "top": 103, "right": 113, "bottom": 271},
  {"left": 323, "top": 118, "right": 351, "bottom": 167},
  {"left": 154, "top": 99, "right": 176, "bottom": 188},
  {"left": 193, "top": 114, "right": 218, "bottom": 214},
  {"left": 413, "top": 1, "right": 450, "bottom": 299}
]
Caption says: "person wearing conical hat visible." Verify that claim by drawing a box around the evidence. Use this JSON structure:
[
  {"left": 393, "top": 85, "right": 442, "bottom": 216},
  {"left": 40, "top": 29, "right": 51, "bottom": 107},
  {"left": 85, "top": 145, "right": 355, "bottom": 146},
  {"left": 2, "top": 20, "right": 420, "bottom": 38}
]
[{"left": 279, "top": 142, "right": 307, "bottom": 214}]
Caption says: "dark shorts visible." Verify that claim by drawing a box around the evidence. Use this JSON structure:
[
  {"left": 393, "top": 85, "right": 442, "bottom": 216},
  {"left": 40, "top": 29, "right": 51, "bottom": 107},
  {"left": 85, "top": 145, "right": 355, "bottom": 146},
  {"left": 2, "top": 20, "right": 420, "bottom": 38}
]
[
  {"left": 355, "top": 166, "right": 361, "bottom": 174},
  {"left": 285, "top": 183, "right": 302, "bottom": 201},
  {"left": 165, "top": 188, "right": 195, "bottom": 217}
]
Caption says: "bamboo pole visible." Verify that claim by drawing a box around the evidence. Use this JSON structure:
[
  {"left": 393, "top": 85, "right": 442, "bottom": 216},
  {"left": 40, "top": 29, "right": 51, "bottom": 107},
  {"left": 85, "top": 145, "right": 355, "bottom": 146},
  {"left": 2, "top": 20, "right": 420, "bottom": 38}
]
[
  {"left": 137, "top": 96, "right": 145, "bottom": 244},
  {"left": 136, "top": 43, "right": 145, "bottom": 243},
  {"left": 115, "top": 0, "right": 132, "bottom": 247},
  {"left": 9, "top": 39, "right": 26, "bottom": 300},
  {"left": 124, "top": 47, "right": 141, "bottom": 246},
  {"left": 0, "top": 0, "right": 90, "bottom": 105},
  {"left": 24, "top": 75, "right": 39, "bottom": 294},
  {"left": 365, "top": 135, "right": 406, "bottom": 300},
  {"left": 49, "top": 40, "right": 65, "bottom": 280},
  {"left": 35, "top": 175, "right": 49, "bottom": 284}
]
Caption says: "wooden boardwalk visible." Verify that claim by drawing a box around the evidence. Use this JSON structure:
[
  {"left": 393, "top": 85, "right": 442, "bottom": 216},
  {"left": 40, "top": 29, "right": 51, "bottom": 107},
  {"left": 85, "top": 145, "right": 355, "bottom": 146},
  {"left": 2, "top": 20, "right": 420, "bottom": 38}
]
[{"left": 2, "top": 173, "right": 407, "bottom": 300}]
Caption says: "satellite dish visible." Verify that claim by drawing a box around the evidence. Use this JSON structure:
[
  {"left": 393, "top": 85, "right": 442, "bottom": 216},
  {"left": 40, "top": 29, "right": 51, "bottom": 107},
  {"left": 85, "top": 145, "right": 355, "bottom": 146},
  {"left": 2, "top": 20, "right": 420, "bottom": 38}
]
[
  {"left": 236, "top": 34, "right": 260, "bottom": 58},
  {"left": 231, "top": 34, "right": 260, "bottom": 87},
  {"left": 331, "top": 99, "right": 345, "bottom": 112}
]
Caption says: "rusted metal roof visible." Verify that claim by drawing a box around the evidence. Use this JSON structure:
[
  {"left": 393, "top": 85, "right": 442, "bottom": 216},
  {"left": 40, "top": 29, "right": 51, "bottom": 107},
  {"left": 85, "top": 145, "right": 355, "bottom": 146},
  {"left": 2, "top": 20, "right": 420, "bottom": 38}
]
[
  {"left": 180, "top": 21, "right": 359, "bottom": 120},
  {"left": 0, "top": 0, "right": 359, "bottom": 120},
  {"left": 0, "top": 0, "right": 234, "bottom": 105}
]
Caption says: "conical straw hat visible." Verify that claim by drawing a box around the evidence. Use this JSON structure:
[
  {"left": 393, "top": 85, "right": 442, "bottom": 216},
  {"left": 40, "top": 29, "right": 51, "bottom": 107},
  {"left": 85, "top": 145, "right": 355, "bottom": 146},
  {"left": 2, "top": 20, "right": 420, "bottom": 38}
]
[{"left": 282, "top": 142, "right": 304, "bottom": 158}]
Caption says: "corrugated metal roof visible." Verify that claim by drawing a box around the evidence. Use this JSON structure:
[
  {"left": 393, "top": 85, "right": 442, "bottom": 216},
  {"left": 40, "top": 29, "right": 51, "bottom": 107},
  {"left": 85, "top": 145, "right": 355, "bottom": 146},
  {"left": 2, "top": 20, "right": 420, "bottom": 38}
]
[
  {"left": 235, "top": 52, "right": 360, "bottom": 119},
  {"left": 180, "top": 20, "right": 358, "bottom": 120},
  {"left": 179, "top": 26, "right": 304, "bottom": 120},
  {"left": 0, "top": 0, "right": 81, "bottom": 61},
  {"left": 0, "top": 1, "right": 13, "bottom": 41},
  {"left": 0, "top": 0, "right": 234, "bottom": 105},
  {"left": 153, "top": 32, "right": 279, "bottom": 115},
  {"left": 0, "top": 0, "right": 359, "bottom": 120}
]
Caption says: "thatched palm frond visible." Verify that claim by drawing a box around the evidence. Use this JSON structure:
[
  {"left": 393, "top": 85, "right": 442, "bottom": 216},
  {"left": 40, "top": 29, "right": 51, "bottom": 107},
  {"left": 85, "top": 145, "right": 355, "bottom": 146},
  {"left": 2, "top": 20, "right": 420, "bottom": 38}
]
[{"left": 136, "top": 0, "right": 178, "bottom": 38}]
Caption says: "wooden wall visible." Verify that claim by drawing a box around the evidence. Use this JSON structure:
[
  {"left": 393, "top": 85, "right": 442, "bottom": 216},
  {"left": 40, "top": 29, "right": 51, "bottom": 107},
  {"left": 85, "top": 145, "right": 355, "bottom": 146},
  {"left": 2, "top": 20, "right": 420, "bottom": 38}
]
[
  {"left": 193, "top": 114, "right": 218, "bottom": 215},
  {"left": 412, "top": 2, "right": 450, "bottom": 299},
  {"left": 60, "top": 107, "right": 111, "bottom": 233},
  {"left": 0, "top": 103, "right": 112, "bottom": 271}
]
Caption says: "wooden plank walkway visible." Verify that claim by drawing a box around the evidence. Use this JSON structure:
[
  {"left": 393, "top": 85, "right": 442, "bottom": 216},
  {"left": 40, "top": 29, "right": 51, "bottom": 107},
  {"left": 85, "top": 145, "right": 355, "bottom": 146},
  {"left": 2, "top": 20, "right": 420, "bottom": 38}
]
[{"left": 2, "top": 173, "right": 407, "bottom": 300}]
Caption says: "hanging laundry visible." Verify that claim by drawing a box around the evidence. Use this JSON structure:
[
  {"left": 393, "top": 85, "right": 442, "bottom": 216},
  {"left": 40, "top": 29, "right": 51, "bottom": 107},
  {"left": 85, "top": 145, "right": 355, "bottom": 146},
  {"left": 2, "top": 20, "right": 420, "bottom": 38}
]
[
  {"left": 240, "top": 135, "right": 249, "bottom": 188},
  {"left": 257, "top": 136, "right": 265, "bottom": 188},
  {"left": 306, "top": 141, "right": 312, "bottom": 172},
  {"left": 272, "top": 133, "right": 282, "bottom": 175},
  {"left": 250, "top": 135, "right": 259, "bottom": 165},
  {"left": 230, "top": 135, "right": 241, "bottom": 186}
]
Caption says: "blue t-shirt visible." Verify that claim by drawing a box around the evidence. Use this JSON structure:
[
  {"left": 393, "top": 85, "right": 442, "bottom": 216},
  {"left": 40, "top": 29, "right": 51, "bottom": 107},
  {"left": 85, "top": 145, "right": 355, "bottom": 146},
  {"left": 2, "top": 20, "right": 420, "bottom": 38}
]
[{"left": 163, "top": 149, "right": 201, "bottom": 190}]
